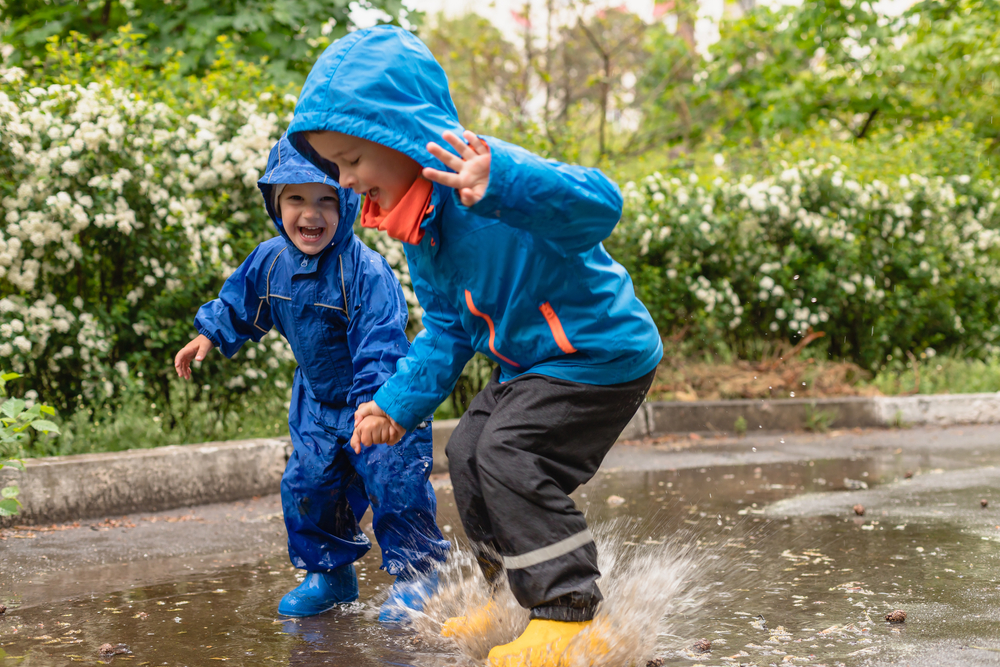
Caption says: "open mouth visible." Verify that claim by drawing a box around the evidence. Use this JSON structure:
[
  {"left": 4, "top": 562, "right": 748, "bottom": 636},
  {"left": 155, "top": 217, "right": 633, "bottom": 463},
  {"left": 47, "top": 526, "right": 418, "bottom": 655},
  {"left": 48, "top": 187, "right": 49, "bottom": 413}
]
[
  {"left": 298, "top": 226, "right": 325, "bottom": 242},
  {"left": 368, "top": 187, "right": 380, "bottom": 202}
]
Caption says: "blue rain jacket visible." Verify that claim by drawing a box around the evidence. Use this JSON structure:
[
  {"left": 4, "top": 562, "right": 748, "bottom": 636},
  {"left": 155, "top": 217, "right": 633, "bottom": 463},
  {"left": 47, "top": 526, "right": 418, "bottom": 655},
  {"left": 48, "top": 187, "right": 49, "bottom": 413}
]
[
  {"left": 288, "top": 26, "right": 663, "bottom": 431},
  {"left": 195, "top": 136, "right": 410, "bottom": 419},
  {"left": 194, "top": 136, "right": 448, "bottom": 574}
]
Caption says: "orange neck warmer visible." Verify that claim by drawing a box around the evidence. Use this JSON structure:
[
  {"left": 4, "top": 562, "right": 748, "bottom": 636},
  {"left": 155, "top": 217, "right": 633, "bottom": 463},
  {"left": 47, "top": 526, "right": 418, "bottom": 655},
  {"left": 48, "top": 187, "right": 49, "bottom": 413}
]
[{"left": 360, "top": 177, "right": 433, "bottom": 245}]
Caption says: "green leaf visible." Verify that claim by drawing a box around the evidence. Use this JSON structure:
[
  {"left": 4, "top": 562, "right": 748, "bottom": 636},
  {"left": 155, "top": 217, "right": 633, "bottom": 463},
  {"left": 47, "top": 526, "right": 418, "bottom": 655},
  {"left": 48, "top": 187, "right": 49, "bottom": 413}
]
[
  {"left": 1, "top": 399, "right": 25, "bottom": 419},
  {"left": 30, "top": 420, "right": 60, "bottom": 434},
  {"left": 0, "top": 497, "right": 21, "bottom": 516},
  {"left": 1, "top": 485, "right": 18, "bottom": 499},
  {"left": 40, "top": 405, "right": 56, "bottom": 416},
  {"left": 1, "top": 372, "right": 22, "bottom": 382},
  {"left": 1, "top": 459, "right": 25, "bottom": 471}
]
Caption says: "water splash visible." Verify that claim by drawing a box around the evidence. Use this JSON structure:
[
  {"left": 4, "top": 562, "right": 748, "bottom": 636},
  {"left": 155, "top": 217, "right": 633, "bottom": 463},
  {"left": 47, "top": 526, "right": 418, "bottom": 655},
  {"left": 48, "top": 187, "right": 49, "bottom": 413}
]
[{"left": 411, "top": 520, "right": 718, "bottom": 665}]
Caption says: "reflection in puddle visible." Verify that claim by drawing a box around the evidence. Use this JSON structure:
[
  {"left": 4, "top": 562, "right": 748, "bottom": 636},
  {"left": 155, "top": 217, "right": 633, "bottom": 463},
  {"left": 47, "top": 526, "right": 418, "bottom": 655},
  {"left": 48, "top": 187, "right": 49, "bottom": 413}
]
[{"left": 3, "top": 456, "right": 1000, "bottom": 665}]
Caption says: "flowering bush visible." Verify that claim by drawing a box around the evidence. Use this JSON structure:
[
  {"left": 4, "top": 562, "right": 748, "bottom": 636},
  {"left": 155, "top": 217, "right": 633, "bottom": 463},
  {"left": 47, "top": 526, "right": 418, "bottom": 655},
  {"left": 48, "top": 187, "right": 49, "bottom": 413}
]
[
  {"left": 0, "top": 35, "right": 420, "bottom": 422},
  {"left": 608, "top": 159, "right": 1000, "bottom": 370}
]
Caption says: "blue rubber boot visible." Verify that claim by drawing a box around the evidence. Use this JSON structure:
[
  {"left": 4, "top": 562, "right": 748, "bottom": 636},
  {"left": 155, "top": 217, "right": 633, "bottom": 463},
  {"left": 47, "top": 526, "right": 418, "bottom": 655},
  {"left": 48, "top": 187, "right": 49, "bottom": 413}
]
[
  {"left": 378, "top": 570, "right": 440, "bottom": 624},
  {"left": 278, "top": 565, "right": 359, "bottom": 617}
]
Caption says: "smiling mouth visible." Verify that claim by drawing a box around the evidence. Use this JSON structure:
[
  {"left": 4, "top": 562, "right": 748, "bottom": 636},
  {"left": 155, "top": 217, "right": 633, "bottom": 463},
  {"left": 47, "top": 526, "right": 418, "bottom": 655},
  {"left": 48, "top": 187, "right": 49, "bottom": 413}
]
[
  {"left": 368, "top": 187, "right": 380, "bottom": 201},
  {"left": 298, "top": 227, "right": 325, "bottom": 241}
]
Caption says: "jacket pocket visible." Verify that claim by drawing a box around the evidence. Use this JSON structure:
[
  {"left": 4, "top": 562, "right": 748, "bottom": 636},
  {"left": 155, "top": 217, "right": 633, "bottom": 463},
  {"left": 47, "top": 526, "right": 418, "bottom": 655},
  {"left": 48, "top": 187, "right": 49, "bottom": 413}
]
[{"left": 538, "top": 302, "right": 577, "bottom": 354}]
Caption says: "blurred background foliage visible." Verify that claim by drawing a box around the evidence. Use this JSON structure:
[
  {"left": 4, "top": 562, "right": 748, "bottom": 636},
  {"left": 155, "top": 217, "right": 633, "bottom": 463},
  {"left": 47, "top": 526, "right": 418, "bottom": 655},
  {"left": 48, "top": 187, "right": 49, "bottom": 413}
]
[
  {"left": 1, "top": 0, "right": 414, "bottom": 77},
  {"left": 1, "top": 0, "right": 999, "bottom": 455}
]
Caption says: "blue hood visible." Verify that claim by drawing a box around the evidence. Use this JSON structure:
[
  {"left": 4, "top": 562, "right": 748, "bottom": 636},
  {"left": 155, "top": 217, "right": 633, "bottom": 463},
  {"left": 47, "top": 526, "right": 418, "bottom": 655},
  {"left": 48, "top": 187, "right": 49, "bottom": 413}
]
[
  {"left": 287, "top": 25, "right": 465, "bottom": 177},
  {"left": 257, "top": 135, "right": 362, "bottom": 262}
]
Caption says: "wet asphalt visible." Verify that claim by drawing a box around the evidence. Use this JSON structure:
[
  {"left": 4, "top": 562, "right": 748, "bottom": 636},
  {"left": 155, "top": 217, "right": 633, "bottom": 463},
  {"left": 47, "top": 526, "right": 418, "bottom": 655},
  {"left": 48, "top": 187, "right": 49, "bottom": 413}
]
[{"left": 3, "top": 424, "right": 1000, "bottom": 666}]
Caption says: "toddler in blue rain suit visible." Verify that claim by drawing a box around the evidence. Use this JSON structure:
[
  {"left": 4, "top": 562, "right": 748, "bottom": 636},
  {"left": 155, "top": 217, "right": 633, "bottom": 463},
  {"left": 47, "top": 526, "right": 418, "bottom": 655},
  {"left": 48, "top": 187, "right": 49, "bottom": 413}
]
[{"left": 174, "top": 136, "right": 450, "bottom": 622}]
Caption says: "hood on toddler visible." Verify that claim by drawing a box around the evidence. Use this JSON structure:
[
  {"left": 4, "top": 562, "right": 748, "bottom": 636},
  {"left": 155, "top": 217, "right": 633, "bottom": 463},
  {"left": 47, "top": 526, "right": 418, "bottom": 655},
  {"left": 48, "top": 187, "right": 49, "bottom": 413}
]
[{"left": 257, "top": 135, "right": 362, "bottom": 257}]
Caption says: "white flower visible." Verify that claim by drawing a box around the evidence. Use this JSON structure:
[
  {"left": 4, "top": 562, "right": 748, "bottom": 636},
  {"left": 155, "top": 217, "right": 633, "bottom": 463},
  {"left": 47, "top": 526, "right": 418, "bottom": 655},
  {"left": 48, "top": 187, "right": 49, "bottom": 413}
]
[
  {"left": 775, "top": 308, "right": 787, "bottom": 320},
  {"left": 713, "top": 153, "right": 725, "bottom": 167},
  {"left": 759, "top": 276, "right": 775, "bottom": 291},
  {"left": 13, "top": 335, "right": 31, "bottom": 353},
  {"left": 62, "top": 160, "right": 82, "bottom": 176}
]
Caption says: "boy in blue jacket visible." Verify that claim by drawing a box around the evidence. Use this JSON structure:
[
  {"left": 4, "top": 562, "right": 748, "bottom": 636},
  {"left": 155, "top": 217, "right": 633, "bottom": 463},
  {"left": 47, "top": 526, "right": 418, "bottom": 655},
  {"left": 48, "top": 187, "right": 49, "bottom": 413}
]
[
  {"left": 287, "top": 26, "right": 662, "bottom": 666},
  {"left": 174, "top": 136, "right": 449, "bottom": 623}
]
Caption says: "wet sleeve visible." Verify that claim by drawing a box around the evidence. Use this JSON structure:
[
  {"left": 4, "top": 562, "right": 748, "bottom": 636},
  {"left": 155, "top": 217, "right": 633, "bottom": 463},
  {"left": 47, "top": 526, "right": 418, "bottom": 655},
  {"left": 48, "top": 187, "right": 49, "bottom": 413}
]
[
  {"left": 194, "top": 245, "right": 272, "bottom": 359},
  {"left": 345, "top": 255, "right": 411, "bottom": 408},
  {"left": 461, "top": 137, "right": 624, "bottom": 256},
  {"left": 373, "top": 275, "right": 476, "bottom": 431}
]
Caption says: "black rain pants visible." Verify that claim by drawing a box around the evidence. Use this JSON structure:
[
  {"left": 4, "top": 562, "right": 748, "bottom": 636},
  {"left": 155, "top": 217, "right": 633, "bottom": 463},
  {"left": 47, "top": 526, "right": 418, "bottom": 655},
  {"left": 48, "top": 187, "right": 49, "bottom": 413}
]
[{"left": 446, "top": 366, "right": 655, "bottom": 622}]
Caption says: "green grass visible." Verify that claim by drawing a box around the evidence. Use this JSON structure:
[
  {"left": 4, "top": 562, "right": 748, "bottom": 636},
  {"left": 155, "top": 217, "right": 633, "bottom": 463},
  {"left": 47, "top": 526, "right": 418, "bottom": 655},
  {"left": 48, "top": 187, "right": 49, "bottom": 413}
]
[
  {"left": 17, "top": 382, "right": 290, "bottom": 459},
  {"left": 11, "top": 354, "right": 1000, "bottom": 459},
  {"left": 867, "top": 356, "right": 1000, "bottom": 396}
]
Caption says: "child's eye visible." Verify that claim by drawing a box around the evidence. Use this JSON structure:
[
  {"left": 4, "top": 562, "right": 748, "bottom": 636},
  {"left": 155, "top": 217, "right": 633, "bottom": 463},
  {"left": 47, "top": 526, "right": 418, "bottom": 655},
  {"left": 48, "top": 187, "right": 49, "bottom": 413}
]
[{"left": 349, "top": 157, "right": 360, "bottom": 166}]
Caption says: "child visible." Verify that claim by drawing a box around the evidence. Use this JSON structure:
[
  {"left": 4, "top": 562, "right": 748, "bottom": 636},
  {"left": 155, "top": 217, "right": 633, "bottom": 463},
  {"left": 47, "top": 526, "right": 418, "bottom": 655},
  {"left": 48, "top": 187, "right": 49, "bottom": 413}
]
[
  {"left": 286, "top": 26, "right": 662, "bottom": 665},
  {"left": 174, "top": 135, "right": 450, "bottom": 622}
]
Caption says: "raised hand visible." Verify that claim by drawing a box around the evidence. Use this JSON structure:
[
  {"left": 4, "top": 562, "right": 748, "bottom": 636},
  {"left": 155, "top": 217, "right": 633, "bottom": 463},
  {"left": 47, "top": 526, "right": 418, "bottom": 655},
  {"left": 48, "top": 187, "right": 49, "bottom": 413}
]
[
  {"left": 423, "top": 130, "right": 491, "bottom": 207},
  {"left": 174, "top": 334, "right": 214, "bottom": 380}
]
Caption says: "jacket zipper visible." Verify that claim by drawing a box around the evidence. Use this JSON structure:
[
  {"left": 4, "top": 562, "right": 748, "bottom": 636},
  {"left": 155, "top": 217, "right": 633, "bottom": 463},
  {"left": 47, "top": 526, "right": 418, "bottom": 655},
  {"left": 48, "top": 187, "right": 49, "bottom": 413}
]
[
  {"left": 539, "top": 302, "right": 577, "bottom": 354},
  {"left": 464, "top": 290, "right": 520, "bottom": 367}
]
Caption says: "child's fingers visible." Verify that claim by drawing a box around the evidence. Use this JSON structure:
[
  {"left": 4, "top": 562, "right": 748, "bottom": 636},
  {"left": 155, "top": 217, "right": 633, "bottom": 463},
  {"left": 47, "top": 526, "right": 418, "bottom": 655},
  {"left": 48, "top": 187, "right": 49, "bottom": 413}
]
[
  {"left": 440, "top": 131, "right": 477, "bottom": 160},
  {"left": 355, "top": 401, "right": 383, "bottom": 421},
  {"left": 464, "top": 131, "right": 488, "bottom": 155},
  {"left": 349, "top": 430, "right": 362, "bottom": 454},
  {"left": 426, "top": 142, "right": 466, "bottom": 172},
  {"left": 423, "top": 167, "right": 465, "bottom": 189}
]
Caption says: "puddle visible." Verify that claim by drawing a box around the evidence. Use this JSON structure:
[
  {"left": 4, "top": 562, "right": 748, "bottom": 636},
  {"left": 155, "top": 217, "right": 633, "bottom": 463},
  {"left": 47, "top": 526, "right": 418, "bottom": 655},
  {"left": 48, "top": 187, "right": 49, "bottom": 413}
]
[{"left": 3, "top": 452, "right": 1000, "bottom": 665}]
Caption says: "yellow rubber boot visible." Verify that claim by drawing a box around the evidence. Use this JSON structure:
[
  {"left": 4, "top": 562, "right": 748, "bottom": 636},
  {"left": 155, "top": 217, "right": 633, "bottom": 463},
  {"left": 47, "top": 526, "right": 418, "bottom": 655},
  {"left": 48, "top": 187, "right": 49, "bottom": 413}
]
[
  {"left": 486, "top": 619, "right": 592, "bottom": 667},
  {"left": 440, "top": 599, "right": 497, "bottom": 640}
]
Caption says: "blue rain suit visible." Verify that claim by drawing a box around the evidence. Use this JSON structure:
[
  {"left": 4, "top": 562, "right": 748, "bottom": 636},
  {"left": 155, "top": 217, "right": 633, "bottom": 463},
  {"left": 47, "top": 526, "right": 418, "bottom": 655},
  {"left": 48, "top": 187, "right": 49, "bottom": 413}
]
[
  {"left": 287, "top": 26, "right": 663, "bottom": 432},
  {"left": 194, "top": 137, "right": 449, "bottom": 578}
]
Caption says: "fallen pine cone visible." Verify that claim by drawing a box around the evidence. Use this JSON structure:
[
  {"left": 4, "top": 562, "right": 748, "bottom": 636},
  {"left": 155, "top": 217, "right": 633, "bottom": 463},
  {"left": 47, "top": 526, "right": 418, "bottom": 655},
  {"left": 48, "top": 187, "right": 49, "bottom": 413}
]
[
  {"left": 904, "top": 471, "right": 914, "bottom": 479},
  {"left": 645, "top": 659, "right": 664, "bottom": 667},
  {"left": 885, "top": 610, "right": 907, "bottom": 623},
  {"left": 853, "top": 504, "right": 865, "bottom": 516},
  {"left": 982, "top": 499, "right": 989, "bottom": 508},
  {"left": 0, "top": 604, "right": 6, "bottom": 615},
  {"left": 693, "top": 638, "right": 712, "bottom": 652}
]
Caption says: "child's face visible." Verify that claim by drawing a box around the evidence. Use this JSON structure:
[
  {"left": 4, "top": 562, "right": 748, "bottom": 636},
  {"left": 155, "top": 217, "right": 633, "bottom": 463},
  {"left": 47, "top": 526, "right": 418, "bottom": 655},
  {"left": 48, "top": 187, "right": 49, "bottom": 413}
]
[
  {"left": 278, "top": 182, "right": 340, "bottom": 255},
  {"left": 307, "top": 131, "right": 423, "bottom": 212}
]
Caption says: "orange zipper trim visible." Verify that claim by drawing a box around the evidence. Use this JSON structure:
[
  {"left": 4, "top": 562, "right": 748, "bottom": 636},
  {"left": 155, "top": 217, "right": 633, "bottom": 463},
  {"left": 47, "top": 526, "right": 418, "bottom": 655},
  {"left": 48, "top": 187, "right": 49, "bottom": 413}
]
[
  {"left": 464, "top": 290, "right": 520, "bottom": 367},
  {"left": 539, "top": 302, "right": 577, "bottom": 354}
]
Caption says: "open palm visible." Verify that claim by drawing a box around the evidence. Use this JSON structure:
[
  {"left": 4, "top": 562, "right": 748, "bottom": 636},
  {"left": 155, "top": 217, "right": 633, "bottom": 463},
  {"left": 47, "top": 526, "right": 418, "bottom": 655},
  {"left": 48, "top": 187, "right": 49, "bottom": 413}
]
[{"left": 423, "top": 130, "right": 491, "bottom": 207}]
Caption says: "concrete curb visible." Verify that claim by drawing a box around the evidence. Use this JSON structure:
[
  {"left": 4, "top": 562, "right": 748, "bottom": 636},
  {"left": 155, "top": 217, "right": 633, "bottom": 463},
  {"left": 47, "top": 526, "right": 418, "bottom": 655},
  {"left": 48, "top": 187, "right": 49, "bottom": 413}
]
[
  {"left": 5, "top": 393, "right": 1000, "bottom": 525},
  {"left": 1, "top": 438, "right": 290, "bottom": 527}
]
